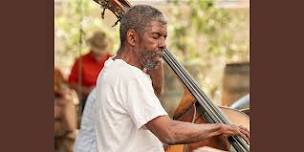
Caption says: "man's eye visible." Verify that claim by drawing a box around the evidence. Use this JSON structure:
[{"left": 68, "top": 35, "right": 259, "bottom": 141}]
[
  {"left": 152, "top": 33, "right": 160, "bottom": 39},
  {"left": 152, "top": 35, "right": 159, "bottom": 39}
]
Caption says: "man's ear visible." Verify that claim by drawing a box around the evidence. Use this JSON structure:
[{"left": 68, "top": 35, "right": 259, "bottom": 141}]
[{"left": 126, "top": 29, "right": 137, "bottom": 47}]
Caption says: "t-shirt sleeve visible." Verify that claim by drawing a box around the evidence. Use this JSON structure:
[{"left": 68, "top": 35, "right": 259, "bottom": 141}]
[{"left": 124, "top": 75, "right": 168, "bottom": 129}]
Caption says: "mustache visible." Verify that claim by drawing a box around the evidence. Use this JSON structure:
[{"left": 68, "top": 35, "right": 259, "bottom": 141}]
[
  {"left": 146, "top": 49, "right": 165, "bottom": 58},
  {"left": 157, "top": 51, "right": 165, "bottom": 58}
]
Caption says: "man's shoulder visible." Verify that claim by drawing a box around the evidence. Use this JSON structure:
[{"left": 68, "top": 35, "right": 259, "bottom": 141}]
[{"left": 108, "top": 60, "right": 147, "bottom": 81}]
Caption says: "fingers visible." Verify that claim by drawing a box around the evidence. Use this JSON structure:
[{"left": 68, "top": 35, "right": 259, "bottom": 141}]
[
  {"left": 220, "top": 124, "right": 250, "bottom": 145},
  {"left": 239, "top": 126, "right": 249, "bottom": 137},
  {"left": 239, "top": 127, "right": 250, "bottom": 144},
  {"left": 231, "top": 125, "right": 250, "bottom": 144},
  {"left": 218, "top": 124, "right": 239, "bottom": 136},
  {"left": 239, "top": 126, "right": 249, "bottom": 133},
  {"left": 238, "top": 129, "right": 250, "bottom": 144}
]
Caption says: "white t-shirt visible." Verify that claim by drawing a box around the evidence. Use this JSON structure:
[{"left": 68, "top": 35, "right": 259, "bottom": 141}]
[
  {"left": 74, "top": 88, "right": 97, "bottom": 152},
  {"left": 95, "top": 58, "right": 168, "bottom": 152}
]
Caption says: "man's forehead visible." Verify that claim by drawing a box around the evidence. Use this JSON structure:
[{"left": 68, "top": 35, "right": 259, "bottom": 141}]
[{"left": 144, "top": 20, "right": 167, "bottom": 33}]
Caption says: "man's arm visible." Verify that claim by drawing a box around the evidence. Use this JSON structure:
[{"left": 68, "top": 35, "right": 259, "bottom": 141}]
[
  {"left": 145, "top": 115, "right": 250, "bottom": 145},
  {"left": 68, "top": 59, "right": 93, "bottom": 97}
]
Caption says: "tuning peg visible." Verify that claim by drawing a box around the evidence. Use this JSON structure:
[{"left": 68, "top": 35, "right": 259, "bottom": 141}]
[
  {"left": 112, "top": 18, "right": 121, "bottom": 27},
  {"left": 101, "top": 7, "right": 106, "bottom": 19}
]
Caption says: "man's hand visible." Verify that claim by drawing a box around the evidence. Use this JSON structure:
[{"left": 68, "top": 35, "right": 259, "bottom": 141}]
[{"left": 217, "top": 124, "right": 250, "bottom": 145}]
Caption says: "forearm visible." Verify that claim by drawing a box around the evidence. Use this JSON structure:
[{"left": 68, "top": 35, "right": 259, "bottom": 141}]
[
  {"left": 147, "top": 116, "right": 249, "bottom": 146},
  {"left": 166, "top": 120, "right": 222, "bottom": 144}
]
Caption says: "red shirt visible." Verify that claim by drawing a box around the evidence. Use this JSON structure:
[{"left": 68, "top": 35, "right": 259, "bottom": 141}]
[{"left": 68, "top": 51, "right": 112, "bottom": 87}]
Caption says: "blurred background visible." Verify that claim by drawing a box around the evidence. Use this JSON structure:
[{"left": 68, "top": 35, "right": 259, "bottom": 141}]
[{"left": 54, "top": 0, "right": 249, "bottom": 151}]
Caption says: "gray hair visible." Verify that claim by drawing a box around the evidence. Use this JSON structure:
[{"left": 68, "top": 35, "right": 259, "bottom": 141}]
[{"left": 119, "top": 5, "right": 167, "bottom": 47}]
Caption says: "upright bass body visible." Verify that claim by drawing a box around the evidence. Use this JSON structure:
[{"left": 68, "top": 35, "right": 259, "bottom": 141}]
[{"left": 165, "top": 89, "right": 250, "bottom": 152}]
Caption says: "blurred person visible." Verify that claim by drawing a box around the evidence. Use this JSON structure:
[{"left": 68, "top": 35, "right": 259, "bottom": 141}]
[
  {"left": 73, "top": 88, "right": 97, "bottom": 152},
  {"left": 68, "top": 31, "right": 112, "bottom": 114},
  {"left": 54, "top": 68, "right": 79, "bottom": 152}
]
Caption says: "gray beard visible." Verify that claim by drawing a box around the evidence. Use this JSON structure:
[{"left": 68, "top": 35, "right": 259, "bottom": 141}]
[
  {"left": 144, "top": 61, "right": 158, "bottom": 71},
  {"left": 141, "top": 50, "right": 163, "bottom": 71}
]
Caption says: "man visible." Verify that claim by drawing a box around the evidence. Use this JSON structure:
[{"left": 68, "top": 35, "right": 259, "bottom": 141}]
[
  {"left": 95, "top": 5, "right": 249, "bottom": 152},
  {"left": 68, "top": 31, "right": 112, "bottom": 113}
]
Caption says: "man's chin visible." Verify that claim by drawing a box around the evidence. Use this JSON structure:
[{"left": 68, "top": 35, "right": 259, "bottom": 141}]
[{"left": 143, "top": 62, "right": 158, "bottom": 71}]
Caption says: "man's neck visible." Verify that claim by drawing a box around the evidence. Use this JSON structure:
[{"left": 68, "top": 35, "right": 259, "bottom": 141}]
[{"left": 114, "top": 46, "right": 143, "bottom": 70}]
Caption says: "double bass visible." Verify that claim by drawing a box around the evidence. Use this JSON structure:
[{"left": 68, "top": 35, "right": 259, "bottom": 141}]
[
  {"left": 92, "top": 0, "right": 250, "bottom": 151},
  {"left": 165, "top": 88, "right": 249, "bottom": 152}
]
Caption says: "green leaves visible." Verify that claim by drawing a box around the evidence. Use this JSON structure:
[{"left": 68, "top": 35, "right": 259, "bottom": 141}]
[
  {"left": 168, "top": 0, "right": 248, "bottom": 63},
  {"left": 166, "top": 0, "right": 249, "bottom": 100}
]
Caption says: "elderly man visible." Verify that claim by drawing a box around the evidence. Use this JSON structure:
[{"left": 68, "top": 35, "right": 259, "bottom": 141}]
[{"left": 94, "top": 5, "right": 249, "bottom": 152}]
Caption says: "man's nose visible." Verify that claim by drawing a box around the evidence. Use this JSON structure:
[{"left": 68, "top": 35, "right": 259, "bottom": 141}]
[{"left": 158, "top": 38, "right": 166, "bottom": 50}]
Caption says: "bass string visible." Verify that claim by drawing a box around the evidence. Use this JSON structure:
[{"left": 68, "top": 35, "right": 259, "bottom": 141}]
[{"left": 163, "top": 49, "right": 249, "bottom": 152}]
